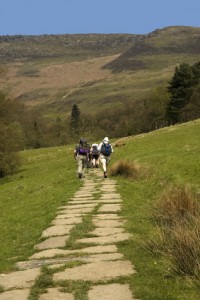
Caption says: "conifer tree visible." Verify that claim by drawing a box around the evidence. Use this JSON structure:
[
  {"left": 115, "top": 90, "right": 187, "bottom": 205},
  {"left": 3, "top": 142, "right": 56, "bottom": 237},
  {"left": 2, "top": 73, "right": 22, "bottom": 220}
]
[{"left": 70, "top": 104, "right": 80, "bottom": 136}]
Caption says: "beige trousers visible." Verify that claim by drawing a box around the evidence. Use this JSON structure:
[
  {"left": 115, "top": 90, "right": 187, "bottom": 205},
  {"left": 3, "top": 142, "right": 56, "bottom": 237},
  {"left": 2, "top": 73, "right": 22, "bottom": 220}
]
[
  {"left": 99, "top": 155, "right": 110, "bottom": 172},
  {"left": 77, "top": 154, "right": 87, "bottom": 175}
]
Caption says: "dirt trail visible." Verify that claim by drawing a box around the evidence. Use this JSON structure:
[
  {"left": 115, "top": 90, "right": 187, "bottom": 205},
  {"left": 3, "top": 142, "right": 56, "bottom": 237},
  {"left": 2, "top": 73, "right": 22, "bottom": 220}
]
[{"left": 0, "top": 168, "right": 138, "bottom": 300}]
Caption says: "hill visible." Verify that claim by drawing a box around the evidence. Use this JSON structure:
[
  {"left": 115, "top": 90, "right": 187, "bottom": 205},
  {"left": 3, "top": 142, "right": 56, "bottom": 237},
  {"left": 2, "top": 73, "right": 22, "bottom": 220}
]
[
  {"left": 103, "top": 26, "right": 200, "bottom": 72},
  {"left": 1, "top": 26, "right": 200, "bottom": 117}
]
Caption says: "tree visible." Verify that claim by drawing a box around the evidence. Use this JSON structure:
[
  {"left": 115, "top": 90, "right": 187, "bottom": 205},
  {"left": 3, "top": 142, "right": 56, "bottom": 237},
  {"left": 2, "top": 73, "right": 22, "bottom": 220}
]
[
  {"left": 70, "top": 104, "right": 80, "bottom": 136},
  {"left": 166, "top": 62, "right": 200, "bottom": 124},
  {"left": 166, "top": 63, "right": 193, "bottom": 124}
]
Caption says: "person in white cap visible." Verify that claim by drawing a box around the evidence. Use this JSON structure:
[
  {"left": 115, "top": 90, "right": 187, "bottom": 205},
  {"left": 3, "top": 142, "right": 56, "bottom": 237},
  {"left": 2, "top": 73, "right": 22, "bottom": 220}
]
[{"left": 98, "top": 137, "right": 113, "bottom": 178}]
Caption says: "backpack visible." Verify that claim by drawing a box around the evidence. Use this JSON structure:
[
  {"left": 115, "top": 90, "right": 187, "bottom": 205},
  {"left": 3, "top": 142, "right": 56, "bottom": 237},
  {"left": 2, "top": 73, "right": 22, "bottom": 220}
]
[
  {"left": 78, "top": 141, "right": 90, "bottom": 155},
  {"left": 91, "top": 145, "right": 99, "bottom": 156},
  {"left": 101, "top": 143, "right": 112, "bottom": 156}
]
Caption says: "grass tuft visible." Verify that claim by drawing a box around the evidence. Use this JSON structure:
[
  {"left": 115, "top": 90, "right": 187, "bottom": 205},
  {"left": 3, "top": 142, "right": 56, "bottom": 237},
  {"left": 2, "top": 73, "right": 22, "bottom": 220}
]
[
  {"left": 109, "top": 159, "right": 150, "bottom": 179},
  {"left": 153, "top": 185, "right": 200, "bottom": 278}
]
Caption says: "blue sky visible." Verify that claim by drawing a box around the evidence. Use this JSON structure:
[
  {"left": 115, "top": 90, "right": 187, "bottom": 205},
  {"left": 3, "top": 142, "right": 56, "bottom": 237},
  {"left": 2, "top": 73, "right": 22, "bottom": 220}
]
[{"left": 1, "top": 0, "right": 200, "bottom": 36}]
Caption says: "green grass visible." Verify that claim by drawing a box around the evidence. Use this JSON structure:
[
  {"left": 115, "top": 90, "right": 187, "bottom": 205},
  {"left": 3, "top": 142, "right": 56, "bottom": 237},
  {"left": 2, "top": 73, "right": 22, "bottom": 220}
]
[
  {"left": 110, "top": 119, "right": 200, "bottom": 299},
  {"left": 0, "top": 145, "right": 81, "bottom": 272},
  {"left": 1, "top": 120, "right": 200, "bottom": 299}
]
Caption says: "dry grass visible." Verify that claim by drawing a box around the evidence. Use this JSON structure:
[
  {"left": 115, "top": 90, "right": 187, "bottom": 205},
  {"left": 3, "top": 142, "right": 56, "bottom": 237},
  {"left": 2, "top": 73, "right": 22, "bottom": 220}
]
[
  {"left": 153, "top": 185, "right": 200, "bottom": 278},
  {"left": 0, "top": 55, "right": 116, "bottom": 106},
  {"left": 109, "top": 159, "right": 150, "bottom": 179},
  {"left": 154, "top": 185, "right": 199, "bottom": 226}
]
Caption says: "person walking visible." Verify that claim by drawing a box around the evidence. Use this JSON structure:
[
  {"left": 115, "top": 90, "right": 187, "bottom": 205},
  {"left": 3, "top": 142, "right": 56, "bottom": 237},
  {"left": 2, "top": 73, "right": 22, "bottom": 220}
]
[
  {"left": 74, "top": 138, "right": 90, "bottom": 178},
  {"left": 98, "top": 137, "right": 113, "bottom": 178},
  {"left": 90, "top": 143, "right": 100, "bottom": 168}
]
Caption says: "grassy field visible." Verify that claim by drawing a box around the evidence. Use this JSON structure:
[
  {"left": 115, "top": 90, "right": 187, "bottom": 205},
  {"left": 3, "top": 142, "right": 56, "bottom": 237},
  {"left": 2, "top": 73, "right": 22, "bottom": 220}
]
[
  {"left": 0, "top": 145, "right": 81, "bottom": 272},
  {"left": 111, "top": 119, "right": 200, "bottom": 299},
  {"left": 0, "top": 120, "right": 200, "bottom": 299}
]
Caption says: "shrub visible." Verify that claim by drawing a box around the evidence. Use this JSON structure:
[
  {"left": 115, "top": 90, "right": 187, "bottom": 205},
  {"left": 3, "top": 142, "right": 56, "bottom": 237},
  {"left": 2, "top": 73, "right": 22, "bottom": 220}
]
[
  {"left": 154, "top": 185, "right": 199, "bottom": 227},
  {"left": 153, "top": 185, "right": 200, "bottom": 278},
  {"left": 109, "top": 159, "right": 150, "bottom": 179}
]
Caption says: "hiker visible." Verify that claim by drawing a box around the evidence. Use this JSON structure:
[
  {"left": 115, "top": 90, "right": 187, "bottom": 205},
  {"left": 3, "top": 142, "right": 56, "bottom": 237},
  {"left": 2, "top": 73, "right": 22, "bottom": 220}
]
[
  {"left": 90, "top": 143, "right": 100, "bottom": 168},
  {"left": 98, "top": 137, "right": 113, "bottom": 178},
  {"left": 74, "top": 138, "right": 90, "bottom": 178}
]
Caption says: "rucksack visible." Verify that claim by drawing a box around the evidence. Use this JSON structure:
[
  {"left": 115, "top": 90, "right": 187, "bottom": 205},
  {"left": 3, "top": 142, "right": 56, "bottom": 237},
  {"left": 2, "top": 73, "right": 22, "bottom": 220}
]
[
  {"left": 78, "top": 141, "right": 90, "bottom": 155},
  {"left": 92, "top": 145, "right": 99, "bottom": 156},
  {"left": 101, "top": 143, "right": 112, "bottom": 156}
]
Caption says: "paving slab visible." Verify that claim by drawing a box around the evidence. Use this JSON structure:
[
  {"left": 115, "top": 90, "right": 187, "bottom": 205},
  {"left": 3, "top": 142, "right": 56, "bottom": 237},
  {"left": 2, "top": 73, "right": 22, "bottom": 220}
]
[
  {"left": 56, "top": 213, "right": 82, "bottom": 219},
  {"left": 91, "top": 227, "right": 124, "bottom": 236},
  {"left": 0, "top": 289, "right": 30, "bottom": 300},
  {"left": 70, "top": 196, "right": 94, "bottom": 201},
  {"left": 98, "top": 199, "right": 122, "bottom": 203},
  {"left": 94, "top": 214, "right": 122, "bottom": 220},
  {"left": 99, "top": 204, "right": 121, "bottom": 212},
  {"left": 30, "top": 253, "right": 123, "bottom": 270},
  {"left": 41, "top": 225, "right": 74, "bottom": 238},
  {"left": 85, "top": 253, "right": 123, "bottom": 262},
  {"left": 30, "top": 248, "right": 72, "bottom": 259},
  {"left": 77, "top": 233, "right": 131, "bottom": 244},
  {"left": 100, "top": 194, "right": 121, "bottom": 199},
  {"left": 53, "top": 260, "right": 135, "bottom": 281},
  {"left": 0, "top": 268, "right": 40, "bottom": 290},
  {"left": 88, "top": 284, "right": 134, "bottom": 300},
  {"left": 52, "top": 218, "right": 82, "bottom": 225},
  {"left": 58, "top": 207, "right": 95, "bottom": 214},
  {"left": 39, "top": 288, "right": 74, "bottom": 300},
  {"left": 34, "top": 235, "right": 69, "bottom": 250},
  {"left": 100, "top": 187, "right": 117, "bottom": 192},
  {"left": 67, "top": 200, "right": 99, "bottom": 205},
  {"left": 59, "top": 204, "right": 97, "bottom": 209},
  {"left": 100, "top": 181, "right": 116, "bottom": 185},
  {"left": 93, "top": 220, "right": 124, "bottom": 228},
  {"left": 30, "top": 245, "right": 118, "bottom": 259},
  {"left": 73, "top": 193, "right": 93, "bottom": 197}
]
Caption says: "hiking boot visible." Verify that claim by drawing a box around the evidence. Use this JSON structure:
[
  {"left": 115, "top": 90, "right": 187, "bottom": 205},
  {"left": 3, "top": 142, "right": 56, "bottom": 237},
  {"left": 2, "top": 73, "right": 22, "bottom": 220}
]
[
  {"left": 104, "top": 171, "right": 108, "bottom": 178},
  {"left": 78, "top": 173, "right": 82, "bottom": 179}
]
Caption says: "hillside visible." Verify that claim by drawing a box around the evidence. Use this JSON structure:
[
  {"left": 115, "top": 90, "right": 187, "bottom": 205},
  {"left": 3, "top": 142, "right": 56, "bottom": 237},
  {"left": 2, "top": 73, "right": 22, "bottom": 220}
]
[
  {"left": 0, "top": 119, "right": 200, "bottom": 299},
  {"left": 103, "top": 26, "right": 200, "bottom": 72},
  {"left": 1, "top": 26, "right": 200, "bottom": 118}
]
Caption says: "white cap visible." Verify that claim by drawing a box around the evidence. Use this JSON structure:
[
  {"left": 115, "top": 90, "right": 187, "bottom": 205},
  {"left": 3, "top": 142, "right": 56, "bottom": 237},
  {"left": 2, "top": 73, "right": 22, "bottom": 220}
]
[{"left": 103, "top": 137, "right": 109, "bottom": 143}]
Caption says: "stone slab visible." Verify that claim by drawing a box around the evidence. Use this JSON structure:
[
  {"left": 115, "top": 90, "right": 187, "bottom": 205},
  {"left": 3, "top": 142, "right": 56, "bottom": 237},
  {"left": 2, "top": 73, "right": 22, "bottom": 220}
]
[
  {"left": 34, "top": 236, "right": 69, "bottom": 250},
  {"left": 59, "top": 204, "right": 97, "bottom": 209},
  {"left": 52, "top": 218, "right": 82, "bottom": 225},
  {"left": 100, "top": 194, "right": 121, "bottom": 199},
  {"left": 77, "top": 233, "right": 131, "bottom": 244},
  {"left": 88, "top": 284, "right": 134, "bottom": 300},
  {"left": 67, "top": 201, "right": 99, "bottom": 205},
  {"left": 86, "top": 253, "right": 123, "bottom": 262},
  {"left": 53, "top": 260, "right": 135, "bottom": 281},
  {"left": 99, "top": 204, "right": 121, "bottom": 212},
  {"left": 30, "top": 245, "right": 118, "bottom": 259},
  {"left": 93, "top": 220, "right": 124, "bottom": 228},
  {"left": 94, "top": 214, "right": 122, "bottom": 220},
  {"left": 73, "top": 193, "right": 93, "bottom": 197},
  {"left": 56, "top": 214, "right": 82, "bottom": 219},
  {"left": 0, "top": 268, "right": 40, "bottom": 290},
  {"left": 39, "top": 288, "right": 74, "bottom": 300},
  {"left": 99, "top": 199, "right": 122, "bottom": 203},
  {"left": 91, "top": 227, "right": 124, "bottom": 236},
  {"left": 0, "top": 289, "right": 30, "bottom": 300},
  {"left": 58, "top": 207, "right": 94, "bottom": 214},
  {"left": 41, "top": 225, "right": 73, "bottom": 238}
]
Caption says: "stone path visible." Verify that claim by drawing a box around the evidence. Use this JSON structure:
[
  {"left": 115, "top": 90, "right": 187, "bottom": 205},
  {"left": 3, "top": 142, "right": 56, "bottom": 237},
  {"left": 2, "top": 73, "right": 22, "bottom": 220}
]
[{"left": 0, "top": 168, "right": 139, "bottom": 299}]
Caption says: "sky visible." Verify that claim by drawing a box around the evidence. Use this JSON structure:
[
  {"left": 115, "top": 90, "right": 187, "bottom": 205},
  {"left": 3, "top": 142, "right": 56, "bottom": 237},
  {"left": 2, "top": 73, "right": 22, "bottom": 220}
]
[{"left": 1, "top": 0, "right": 200, "bottom": 36}]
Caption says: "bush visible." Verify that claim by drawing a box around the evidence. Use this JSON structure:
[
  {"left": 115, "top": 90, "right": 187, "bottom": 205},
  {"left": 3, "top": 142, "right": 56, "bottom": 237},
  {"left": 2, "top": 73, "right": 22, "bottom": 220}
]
[
  {"left": 0, "top": 152, "right": 20, "bottom": 177},
  {"left": 153, "top": 185, "right": 200, "bottom": 278},
  {"left": 109, "top": 159, "right": 150, "bottom": 179}
]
